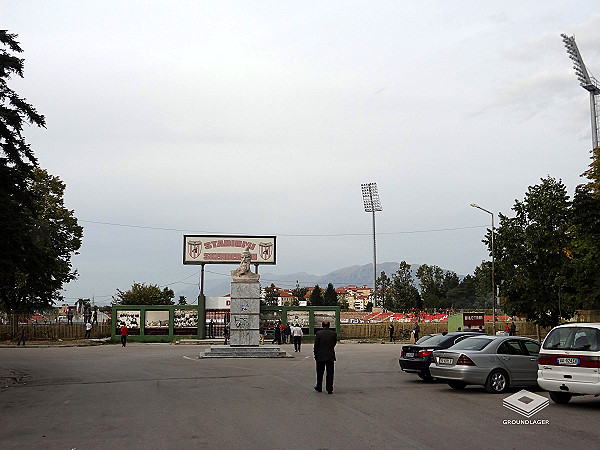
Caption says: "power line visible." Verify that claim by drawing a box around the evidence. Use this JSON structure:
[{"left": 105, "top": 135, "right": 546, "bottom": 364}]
[{"left": 80, "top": 219, "right": 487, "bottom": 236}]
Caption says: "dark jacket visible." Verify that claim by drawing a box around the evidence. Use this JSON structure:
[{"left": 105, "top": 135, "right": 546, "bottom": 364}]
[{"left": 314, "top": 328, "right": 337, "bottom": 362}]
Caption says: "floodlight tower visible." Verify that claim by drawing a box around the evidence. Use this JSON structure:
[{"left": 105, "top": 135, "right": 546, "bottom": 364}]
[
  {"left": 561, "top": 34, "right": 600, "bottom": 149},
  {"left": 361, "top": 183, "right": 382, "bottom": 308}
]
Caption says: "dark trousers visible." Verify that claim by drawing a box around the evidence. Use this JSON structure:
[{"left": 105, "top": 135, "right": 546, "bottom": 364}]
[
  {"left": 316, "top": 360, "right": 334, "bottom": 393},
  {"left": 85, "top": 329, "right": 91, "bottom": 339},
  {"left": 17, "top": 334, "right": 25, "bottom": 346},
  {"left": 121, "top": 335, "right": 127, "bottom": 347},
  {"left": 293, "top": 336, "right": 302, "bottom": 352}
]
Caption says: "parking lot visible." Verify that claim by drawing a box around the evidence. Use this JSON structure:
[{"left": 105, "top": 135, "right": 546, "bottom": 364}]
[{"left": 1, "top": 342, "right": 599, "bottom": 449}]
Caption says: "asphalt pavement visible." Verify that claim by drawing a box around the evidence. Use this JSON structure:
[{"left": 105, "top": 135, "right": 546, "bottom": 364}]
[{"left": 1, "top": 341, "right": 599, "bottom": 449}]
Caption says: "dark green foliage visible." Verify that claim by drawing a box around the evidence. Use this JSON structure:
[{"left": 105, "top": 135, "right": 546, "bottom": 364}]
[
  {"left": 1, "top": 32, "right": 82, "bottom": 313},
  {"left": 490, "top": 177, "right": 573, "bottom": 327},
  {"left": 112, "top": 283, "right": 175, "bottom": 305},
  {"left": 389, "top": 261, "right": 421, "bottom": 312},
  {"left": 323, "top": 283, "right": 338, "bottom": 306},
  {"left": 309, "top": 284, "right": 323, "bottom": 306},
  {"left": 263, "top": 283, "right": 280, "bottom": 306}
]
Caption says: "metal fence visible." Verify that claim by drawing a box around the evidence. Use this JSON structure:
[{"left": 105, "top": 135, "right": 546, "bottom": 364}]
[{"left": 0, "top": 317, "right": 112, "bottom": 341}]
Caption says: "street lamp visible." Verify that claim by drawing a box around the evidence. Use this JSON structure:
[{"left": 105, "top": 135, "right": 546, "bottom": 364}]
[
  {"left": 561, "top": 34, "right": 600, "bottom": 150},
  {"left": 470, "top": 203, "right": 496, "bottom": 333},
  {"left": 361, "top": 183, "right": 382, "bottom": 308}
]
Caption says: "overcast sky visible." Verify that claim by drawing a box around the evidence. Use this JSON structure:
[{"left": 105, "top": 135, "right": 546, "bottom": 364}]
[{"left": 4, "top": 1, "right": 600, "bottom": 305}]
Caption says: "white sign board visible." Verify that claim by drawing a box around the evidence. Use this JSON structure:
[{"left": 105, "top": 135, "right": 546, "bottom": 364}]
[{"left": 183, "top": 235, "right": 276, "bottom": 265}]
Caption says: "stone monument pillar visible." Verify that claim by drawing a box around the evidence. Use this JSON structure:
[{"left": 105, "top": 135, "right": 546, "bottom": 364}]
[
  {"left": 229, "top": 247, "right": 260, "bottom": 346},
  {"left": 200, "top": 247, "right": 290, "bottom": 358}
]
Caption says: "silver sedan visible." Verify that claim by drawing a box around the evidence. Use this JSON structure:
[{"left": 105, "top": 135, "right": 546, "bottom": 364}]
[{"left": 430, "top": 335, "right": 540, "bottom": 393}]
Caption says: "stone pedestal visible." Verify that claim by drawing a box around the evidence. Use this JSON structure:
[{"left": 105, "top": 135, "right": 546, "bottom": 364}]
[
  {"left": 200, "top": 280, "right": 291, "bottom": 358},
  {"left": 229, "top": 282, "right": 260, "bottom": 347},
  {"left": 200, "top": 345, "right": 291, "bottom": 358}
]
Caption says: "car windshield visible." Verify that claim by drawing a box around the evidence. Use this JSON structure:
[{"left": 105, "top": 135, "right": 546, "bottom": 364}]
[
  {"left": 543, "top": 327, "right": 600, "bottom": 351},
  {"left": 448, "top": 337, "right": 491, "bottom": 351}
]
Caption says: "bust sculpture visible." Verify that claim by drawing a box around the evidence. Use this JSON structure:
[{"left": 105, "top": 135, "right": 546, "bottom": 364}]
[{"left": 231, "top": 247, "right": 260, "bottom": 282}]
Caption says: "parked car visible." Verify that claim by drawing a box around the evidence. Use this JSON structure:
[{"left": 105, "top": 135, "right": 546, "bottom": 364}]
[
  {"left": 537, "top": 322, "right": 600, "bottom": 404},
  {"left": 430, "top": 335, "right": 540, "bottom": 393},
  {"left": 399, "top": 332, "right": 481, "bottom": 380}
]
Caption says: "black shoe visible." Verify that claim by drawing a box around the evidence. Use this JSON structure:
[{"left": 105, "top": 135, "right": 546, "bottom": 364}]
[
  {"left": 327, "top": 391, "right": 333, "bottom": 394},
  {"left": 314, "top": 386, "right": 322, "bottom": 392}
]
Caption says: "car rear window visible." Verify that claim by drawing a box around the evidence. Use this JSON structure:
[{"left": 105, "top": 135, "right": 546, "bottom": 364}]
[
  {"left": 448, "top": 337, "right": 491, "bottom": 351},
  {"left": 543, "top": 327, "right": 600, "bottom": 351},
  {"left": 417, "top": 334, "right": 455, "bottom": 346},
  {"left": 416, "top": 335, "right": 434, "bottom": 344}
]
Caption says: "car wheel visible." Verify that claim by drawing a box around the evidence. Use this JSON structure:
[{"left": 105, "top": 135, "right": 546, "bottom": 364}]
[
  {"left": 549, "top": 391, "right": 572, "bottom": 404},
  {"left": 417, "top": 370, "right": 433, "bottom": 381},
  {"left": 447, "top": 381, "right": 467, "bottom": 390},
  {"left": 485, "top": 370, "right": 509, "bottom": 394}
]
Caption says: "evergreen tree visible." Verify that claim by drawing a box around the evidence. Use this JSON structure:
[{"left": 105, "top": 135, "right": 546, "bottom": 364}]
[
  {"left": 323, "top": 283, "right": 338, "bottom": 306},
  {"left": 1, "top": 32, "right": 82, "bottom": 313},
  {"left": 309, "top": 285, "right": 323, "bottom": 306}
]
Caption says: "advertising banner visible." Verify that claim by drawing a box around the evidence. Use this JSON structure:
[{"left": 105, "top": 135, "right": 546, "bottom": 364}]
[{"left": 183, "top": 235, "right": 276, "bottom": 265}]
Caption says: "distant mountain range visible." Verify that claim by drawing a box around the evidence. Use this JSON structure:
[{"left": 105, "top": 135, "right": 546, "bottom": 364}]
[{"left": 175, "top": 262, "right": 424, "bottom": 299}]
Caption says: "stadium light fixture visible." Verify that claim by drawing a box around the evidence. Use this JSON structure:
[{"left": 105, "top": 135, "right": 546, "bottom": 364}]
[
  {"left": 561, "top": 34, "right": 600, "bottom": 149},
  {"left": 361, "top": 183, "right": 382, "bottom": 309}
]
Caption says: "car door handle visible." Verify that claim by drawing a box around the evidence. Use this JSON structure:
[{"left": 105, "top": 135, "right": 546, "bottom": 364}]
[{"left": 501, "top": 356, "right": 510, "bottom": 360}]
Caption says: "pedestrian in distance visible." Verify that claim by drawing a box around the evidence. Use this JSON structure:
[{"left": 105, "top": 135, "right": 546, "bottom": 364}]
[
  {"left": 510, "top": 322, "right": 517, "bottom": 336},
  {"left": 17, "top": 326, "right": 25, "bottom": 346},
  {"left": 223, "top": 321, "right": 230, "bottom": 345},
  {"left": 85, "top": 321, "right": 92, "bottom": 339},
  {"left": 314, "top": 320, "right": 337, "bottom": 394},
  {"left": 209, "top": 319, "right": 214, "bottom": 339},
  {"left": 284, "top": 323, "right": 291, "bottom": 344},
  {"left": 121, "top": 324, "right": 128, "bottom": 347},
  {"left": 413, "top": 321, "right": 420, "bottom": 342},
  {"left": 291, "top": 323, "right": 303, "bottom": 352},
  {"left": 389, "top": 323, "right": 395, "bottom": 342},
  {"left": 273, "top": 320, "right": 282, "bottom": 345},
  {"left": 92, "top": 310, "right": 98, "bottom": 325}
]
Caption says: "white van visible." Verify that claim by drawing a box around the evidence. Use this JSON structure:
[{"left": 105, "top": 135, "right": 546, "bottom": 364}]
[{"left": 538, "top": 323, "right": 600, "bottom": 404}]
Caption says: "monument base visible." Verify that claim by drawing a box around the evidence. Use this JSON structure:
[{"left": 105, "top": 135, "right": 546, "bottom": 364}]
[{"left": 200, "top": 345, "right": 292, "bottom": 358}]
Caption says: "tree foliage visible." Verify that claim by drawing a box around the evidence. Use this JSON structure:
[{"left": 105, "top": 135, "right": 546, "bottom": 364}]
[
  {"left": 388, "top": 262, "right": 421, "bottom": 312},
  {"left": 491, "top": 177, "right": 573, "bottom": 327},
  {"left": 263, "top": 283, "right": 280, "bottom": 306},
  {"left": 376, "top": 271, "right": 392, "bottom": 310},
  {"left": 323, "top": 283, "right": 338, "bottom": 306},
  {"left": 1, "top": 31, "right": 82, "bottom": 313},
  {"left": 112, "top": 283, "right": 175, "bottom": 305},
  {"left": 291, "top": 286, "right": 307, "bottom": 306},
  {"left": 309, "top": 284, "right": 323, "bottom": 306},
  {"left": 1, "top": 168, "right": 83, "bottom": 312}
]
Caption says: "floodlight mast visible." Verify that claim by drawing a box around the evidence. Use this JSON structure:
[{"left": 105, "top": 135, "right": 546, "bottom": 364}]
[
  {"left": 561, "top": 34, "right": 600, "bottom": 149},
  {"left": 361, "top": 183, "right": 382, "bottom": 308}
]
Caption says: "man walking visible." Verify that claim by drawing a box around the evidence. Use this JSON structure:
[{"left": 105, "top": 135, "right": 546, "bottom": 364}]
[
  {"left": 85, "top": 321, "right": 92, "bottom": 339},
  {"left": 121, "top": 324, "right": 128, "bottom": 347},
  {"left": 314, "top": 321, "right": 337, "bottom": 395},
  {"left": 291, "top": 323, "right": 303, "bottom": 352}
]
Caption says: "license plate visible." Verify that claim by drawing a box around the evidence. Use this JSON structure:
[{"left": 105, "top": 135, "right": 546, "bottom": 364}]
[
  {"left": 405, "top": 352, "right": 414, "bottom": 358},
  {"left": 557, "top": 357, "right": 579, "bottom": 366},
  {"left": 439, "top": 358, "right": 453, "bottom": 365}
]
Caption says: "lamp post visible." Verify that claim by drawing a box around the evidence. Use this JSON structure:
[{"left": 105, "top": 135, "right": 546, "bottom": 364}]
[
  {"left": 561, "top": 34, "right": 600, "bottom": 150},
  {"left": 361, "top": 183, "right": 382, "bottom": 308},
  {"left": 470, "top": 203, "right": 496, "bottom": 333}
]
